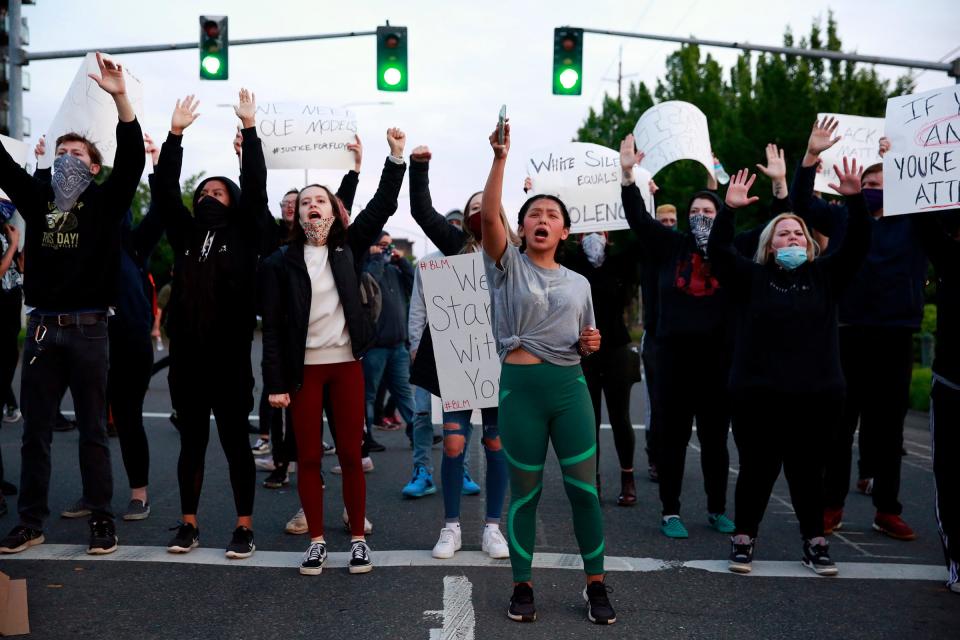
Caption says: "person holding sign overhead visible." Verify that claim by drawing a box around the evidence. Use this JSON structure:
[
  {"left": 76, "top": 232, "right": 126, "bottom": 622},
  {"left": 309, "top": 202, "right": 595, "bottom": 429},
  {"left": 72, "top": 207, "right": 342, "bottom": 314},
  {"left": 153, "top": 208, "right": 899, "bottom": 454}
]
[
  {"left": 480, "top": 119, "right": 615, "bottom": 625},
  {"left": 259, "top": 127, "right": 408, "bottom": 576},
  {"left": 708, "top": 160, "right": 871, "bottom": 575}
]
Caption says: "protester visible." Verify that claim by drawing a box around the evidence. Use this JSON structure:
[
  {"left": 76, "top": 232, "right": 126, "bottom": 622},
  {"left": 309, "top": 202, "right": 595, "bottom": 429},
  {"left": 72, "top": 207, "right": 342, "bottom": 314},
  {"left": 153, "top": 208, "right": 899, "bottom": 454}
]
[
  {"left": 260, "top": 127, "right": 407, "bottom": 575},
  {"left": 407, "top": 145, "right": 511, "bottom": 559},
  {"left": 481, "top": 121, "right": 615, "bottom": 625},
  {"left": 0, "top": 53, "right": 144, "bottom": 555},
  {"left": 794, "top": 118, "right": 926, "bottom": 540},
  {"left": 154, "top": 90, "right": 272, "bottom": 559},
  {"left": 708, "top": 162, "right": 871, "bottom": 575},
  {"left": 655, "top": 205, "right": 678, "bottom": 230}
]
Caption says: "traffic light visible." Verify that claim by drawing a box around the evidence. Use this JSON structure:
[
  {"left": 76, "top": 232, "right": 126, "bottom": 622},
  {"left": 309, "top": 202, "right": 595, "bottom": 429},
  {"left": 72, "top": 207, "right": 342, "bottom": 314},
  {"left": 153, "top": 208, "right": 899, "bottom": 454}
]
[
  {"left": 552, "top": 27, "right": 583, "bottom": 95},
  {"left": 199, "top": 15, "right": 228, "bottom": 80},
  {"left": 376, "top": 25, "right": 407, "bottom": 92}
]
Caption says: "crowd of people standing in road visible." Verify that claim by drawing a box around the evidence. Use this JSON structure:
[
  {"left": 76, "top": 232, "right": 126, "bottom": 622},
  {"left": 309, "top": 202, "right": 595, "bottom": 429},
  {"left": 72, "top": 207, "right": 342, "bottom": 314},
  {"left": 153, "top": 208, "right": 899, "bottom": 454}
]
[{"left": 0, "top": 52, "right": 956, "bottom": 627}]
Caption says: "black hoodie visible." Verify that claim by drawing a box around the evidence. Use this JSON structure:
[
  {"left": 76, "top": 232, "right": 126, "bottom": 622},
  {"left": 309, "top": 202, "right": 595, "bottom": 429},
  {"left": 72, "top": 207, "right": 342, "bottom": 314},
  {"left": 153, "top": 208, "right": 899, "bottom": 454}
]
[{"left": 152, "top": 127, "right": 272, "bottom": 344}]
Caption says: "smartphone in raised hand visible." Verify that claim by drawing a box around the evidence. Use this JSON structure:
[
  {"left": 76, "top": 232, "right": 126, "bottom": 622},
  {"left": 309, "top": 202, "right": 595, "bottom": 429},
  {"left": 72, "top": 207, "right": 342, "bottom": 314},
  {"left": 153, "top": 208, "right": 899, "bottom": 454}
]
[{"left": 497, "top": 105, "right": 507, "bottom": 145}]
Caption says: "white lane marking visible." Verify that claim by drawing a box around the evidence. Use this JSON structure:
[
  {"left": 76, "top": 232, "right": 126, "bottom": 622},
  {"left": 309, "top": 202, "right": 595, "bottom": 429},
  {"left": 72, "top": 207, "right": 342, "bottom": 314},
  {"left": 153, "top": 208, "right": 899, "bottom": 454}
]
[
  {"left": 1, "top": 545, "right": 947, "bottom": 582},
  {"left": 425, "top": 576, "right": 475, "bottom": 640}
]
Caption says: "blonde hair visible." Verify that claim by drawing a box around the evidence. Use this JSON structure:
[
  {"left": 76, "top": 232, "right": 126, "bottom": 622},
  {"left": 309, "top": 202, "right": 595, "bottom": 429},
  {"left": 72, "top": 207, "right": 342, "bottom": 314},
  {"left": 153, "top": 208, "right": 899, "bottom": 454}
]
[
  {"left": 655, "top": 204, "right": 677, "bottom": 216},
  {"left": 754, "top": 213, "right": 820, "bottom": 265}
]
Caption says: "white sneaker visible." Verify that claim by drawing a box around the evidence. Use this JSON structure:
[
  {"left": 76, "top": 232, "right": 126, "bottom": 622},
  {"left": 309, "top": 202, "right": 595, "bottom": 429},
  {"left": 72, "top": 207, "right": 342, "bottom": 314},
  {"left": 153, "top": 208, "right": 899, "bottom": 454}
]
[
  {"left": 288, "top": 462, "right": 297, "bottom": 474},
  {"left": 482, "top": 526, "right": 510, "bottom": 559},
  {"left": 331, "top": 457, "right": 375, "bottom": 475},
  {"left": 431, "top": 526, "right": 462, "bottom": 559},
  {"left": 285, "top": 508, "right": 309, "bottom": 535},
  {"left": 2, "top": 407, "right": 21, "bottom": 423},
  {"left": 254, "top": 458, "right": 276, "bottom": 472},
  {"left": 251, "top": 438, "right": 271, "bottom": 455},
  {"left": 342, "top": 507, "right": 374, "bottom": 534}
]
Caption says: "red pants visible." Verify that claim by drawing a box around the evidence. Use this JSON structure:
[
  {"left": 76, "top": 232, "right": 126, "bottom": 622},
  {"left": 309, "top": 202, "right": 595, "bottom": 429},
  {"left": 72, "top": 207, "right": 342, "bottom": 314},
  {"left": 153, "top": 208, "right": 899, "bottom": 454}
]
[{"left": 290, "top": 361, "right": 366, "bottom": 538}]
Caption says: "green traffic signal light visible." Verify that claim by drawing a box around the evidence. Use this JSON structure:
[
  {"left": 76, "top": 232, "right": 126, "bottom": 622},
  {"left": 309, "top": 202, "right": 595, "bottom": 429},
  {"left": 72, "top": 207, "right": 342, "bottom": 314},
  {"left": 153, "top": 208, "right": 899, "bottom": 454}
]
[
  {"left": 199, "top": 15, "right": 228, "bottom": 80},
  {"left": 377, "top": 25, "right": 408, "bottom": 92},
  {"left": 552, "top": 27, "right": 583, "bottom": 95}
]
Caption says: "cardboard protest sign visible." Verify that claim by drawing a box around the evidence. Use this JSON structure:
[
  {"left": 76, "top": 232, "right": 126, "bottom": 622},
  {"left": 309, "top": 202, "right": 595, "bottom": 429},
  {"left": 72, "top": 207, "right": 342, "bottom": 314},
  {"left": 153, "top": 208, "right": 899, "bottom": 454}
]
[
  {"left": 256, "top": 103, "right": 357, "bottom": 170},
  {"left": 0, "top": 135, "right": 30, "bottom": 201},
  {"left": 40, "top": 53, "right": 145, "bottom": 169},
  {"left": 883, "top": 86, "right": 960, "bottom": 216},
  {"left": 815, "top": 113, "right": 884, "bottom": 196},
  {"left": 420, "top": 253, "right": 500, "bottom": 411},
  {"left": 526, "top": 143, "right": 654, "bottom": 233},
  {"left": 0, "top": 571, "right": 29, "bottom": 636},
  {"left": 633, "top": 101, "right": 715, "bottom": 179}
]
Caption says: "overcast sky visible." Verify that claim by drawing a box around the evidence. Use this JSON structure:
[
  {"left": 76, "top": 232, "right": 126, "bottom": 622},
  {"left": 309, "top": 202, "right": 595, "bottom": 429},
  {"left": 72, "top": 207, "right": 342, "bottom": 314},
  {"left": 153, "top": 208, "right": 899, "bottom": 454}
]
[{"left": 19, "top": 0, "right": 957, "bottom": 255}]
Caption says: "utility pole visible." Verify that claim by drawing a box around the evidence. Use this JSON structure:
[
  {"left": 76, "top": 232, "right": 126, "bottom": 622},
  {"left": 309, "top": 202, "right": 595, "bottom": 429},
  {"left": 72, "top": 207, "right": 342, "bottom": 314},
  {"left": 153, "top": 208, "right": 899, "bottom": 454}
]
[
  {"left": 7, "top": 0, "right": 24, "bottom": 138},
  {"left": 603, "top": 46, "right": 638, "bottom": 105}
]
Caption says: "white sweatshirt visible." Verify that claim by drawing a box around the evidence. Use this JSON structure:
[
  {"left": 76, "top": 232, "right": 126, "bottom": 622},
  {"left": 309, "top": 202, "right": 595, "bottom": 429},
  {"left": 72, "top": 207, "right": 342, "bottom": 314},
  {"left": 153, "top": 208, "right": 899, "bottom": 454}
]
[{"left": 303, "top": 244, "right": 353, "bottom": 365}]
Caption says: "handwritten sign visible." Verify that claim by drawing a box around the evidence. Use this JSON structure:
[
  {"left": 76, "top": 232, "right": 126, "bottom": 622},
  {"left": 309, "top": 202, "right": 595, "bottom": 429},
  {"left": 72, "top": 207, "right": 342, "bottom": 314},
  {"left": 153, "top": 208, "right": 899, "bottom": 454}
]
[
  {"left": 526, "top": 143, "right": 654, "bottom": 233},
  {"left": 256, "top": 103, "right": 357, "bottom": 170},
  {"left": 815, "top": 113, "right": 884, "bottom": 196},
  {"left": 633, "top": 101, "right": 715, "bottom": 179},
  {"left": 40, "top": 53, "right": 145, "bottom": 169},
  {"left": 883, "top": 86, "right": 960, "bottom": 216},
  {"left": 420, "top": 253, "right": 500, "bottom": 411}
]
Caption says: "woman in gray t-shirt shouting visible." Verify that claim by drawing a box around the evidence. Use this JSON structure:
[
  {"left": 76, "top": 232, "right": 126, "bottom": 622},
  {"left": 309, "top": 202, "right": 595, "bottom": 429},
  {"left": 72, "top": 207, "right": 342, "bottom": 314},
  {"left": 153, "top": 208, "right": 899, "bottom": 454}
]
[{"left": 479, "top": 120, "right": 616, "bottom": 626}]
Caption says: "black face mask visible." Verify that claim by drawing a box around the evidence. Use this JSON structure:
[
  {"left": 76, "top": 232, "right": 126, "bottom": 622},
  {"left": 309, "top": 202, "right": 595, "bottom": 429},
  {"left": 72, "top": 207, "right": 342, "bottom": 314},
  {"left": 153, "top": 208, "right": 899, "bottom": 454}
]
[{"left": 194, "top": 196, "right": 229, "bottom": 230}]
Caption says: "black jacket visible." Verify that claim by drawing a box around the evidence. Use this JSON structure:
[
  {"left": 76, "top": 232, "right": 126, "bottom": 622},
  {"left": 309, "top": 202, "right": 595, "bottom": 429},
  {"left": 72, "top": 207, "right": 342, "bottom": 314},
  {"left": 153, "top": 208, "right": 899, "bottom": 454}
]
[
  {"left": 152, "top": 127, "right": 273, "bottom": 345},
  {"left": 259, "top": 158, "right": 406, "bottom": 395},
  {"left": 562, "top": 245, "right": 636, "bottom": 354},
  {"left": 364, "top": 250, "right": 414, "bottom": 348},
  {"left": 707, "top": 194, "right": 872, "bottom": 394},
  {"left": 0, "top": 118, "right": 145, "bottom": 311},
  {"left": 916, "top": 213, "right": 960, "bottom": 383}
]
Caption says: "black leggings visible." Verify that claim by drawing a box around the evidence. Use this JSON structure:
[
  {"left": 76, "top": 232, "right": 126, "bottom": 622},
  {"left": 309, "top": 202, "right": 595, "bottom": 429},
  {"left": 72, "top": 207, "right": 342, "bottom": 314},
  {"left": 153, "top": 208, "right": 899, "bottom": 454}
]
[
  {"left": 169, "top": 338, "right": 256, "bottom": 517},
  {"left": 107, "top": 328, "right": 154, "bottom": 489},
  {"left": 0, "top": 290, "right": 21, "bottom": 411},
  {"left": 582, "top": 345, "right": 636, "bottom": 471}
]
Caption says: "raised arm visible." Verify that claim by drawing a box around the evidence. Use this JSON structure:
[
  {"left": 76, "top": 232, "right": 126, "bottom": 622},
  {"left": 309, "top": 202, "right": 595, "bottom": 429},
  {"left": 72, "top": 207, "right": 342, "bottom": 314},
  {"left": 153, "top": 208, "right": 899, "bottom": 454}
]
[
  {"left": 409, "top": 146, "right": 468, "bottom": 256},
  {"left": 820, "top": 158, "right": 872, "bottom": 291},
  {"left": 735, "top": 144, "right": 792, "bottom": 255},
  {"left": 619, "top": 134, "right": 678, "bottom": 263},
  {"left": 346, "top": 128, "right": 407, "bottom": 256},
  {"left": 791, "top": 117, "right": 845, "bottom": 237},
  {"left": 0, "top": 140, "right": 43, "bottom": 218},
  {"left": 709, "top": 169, "right": 760, "bottom": 294},
  {"left": 235, "top": 89, "right": 269, "bottom": 227},
  {"left": 480, "top": 122, "right": 509, "bottom": 264},
  {"left": 335, "top": 135, "right": 362, "bottom": 212},
  {"left": 153, "top": 95, "right": 200, "bottom": 252}
]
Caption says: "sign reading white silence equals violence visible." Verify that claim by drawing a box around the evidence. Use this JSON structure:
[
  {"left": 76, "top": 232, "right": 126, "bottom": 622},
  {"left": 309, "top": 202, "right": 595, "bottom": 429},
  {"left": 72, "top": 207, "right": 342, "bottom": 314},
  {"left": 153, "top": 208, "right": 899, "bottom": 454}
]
[
  {"left": 256, "top": 102, "right": 358, "bottom": 171},
  {"left": 420, "top": 253, "right": 500, "bottom": 411},
  {"left": 883, "top": 86, "right": 960, "bottom": 216}
]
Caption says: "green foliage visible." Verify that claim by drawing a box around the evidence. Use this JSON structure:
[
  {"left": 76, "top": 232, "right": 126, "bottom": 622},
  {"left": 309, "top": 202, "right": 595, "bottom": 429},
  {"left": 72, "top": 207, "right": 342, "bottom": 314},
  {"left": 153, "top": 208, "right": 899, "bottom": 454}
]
[
  {"left": 910, "top": 366, "right": 932, "bottom": 412},
  {"left": 576, "top": 12, "right": 914, "bottom": 234},
  {"left": 921, "top": 304, "right": 937, "bottom": 335}
]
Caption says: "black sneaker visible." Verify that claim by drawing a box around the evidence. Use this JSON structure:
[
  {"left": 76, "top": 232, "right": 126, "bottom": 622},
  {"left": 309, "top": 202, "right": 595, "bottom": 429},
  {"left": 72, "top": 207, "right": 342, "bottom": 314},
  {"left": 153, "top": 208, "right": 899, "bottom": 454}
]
[
  {"left": 167, "top": 522, "right": 200, "bottom": 553},
  {"left": 299, "top": 541, "right": 327, "bottom": 575},
  {"left": 728, "top": 534, "right": 755, "bottom": 574},
  {"left": 61, "top": 499, "right": 91, "bottom": 519},
  {"left": 366, "top": 437, "right": 386, "bottom": 453},
  {"left": 507, "top": 583, "right": 536, "bottom": 622},
  {"left": 583, "top": 582, "right": 617, "bottom": 625},
  {"left": 122, "top": 499, "right": 150, "bottom": 521},
  {"left": 87, "top": 519, "right": 118, "bottom": 555},
  {"left": 0, "top": 525, "right": 44, "bottom": 553},
  {"left": 802, "top": 537, "right": 838, "bottom": 576},
  {"left": 226, "top": 526, "right": 255, "bottom": 559},
  {"left": 348, "top": 539, "right": 373, "bottom": 574},
  {"left": 263, "top": 467, "right": 290, "bottom": 489}
]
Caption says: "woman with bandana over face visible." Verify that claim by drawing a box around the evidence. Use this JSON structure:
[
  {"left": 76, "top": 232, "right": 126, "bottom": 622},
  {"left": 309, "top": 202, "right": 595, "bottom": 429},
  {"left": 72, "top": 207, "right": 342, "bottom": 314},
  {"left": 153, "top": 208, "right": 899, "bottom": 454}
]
[
  {"left": 259, "top": 128, "right": 407, "bottom": 576},
  {"left": 707, "top": 162, "right": 871, "bottom": 576},
  {"left": 153, "top": 90, "right": 274, "bottom": 560}
]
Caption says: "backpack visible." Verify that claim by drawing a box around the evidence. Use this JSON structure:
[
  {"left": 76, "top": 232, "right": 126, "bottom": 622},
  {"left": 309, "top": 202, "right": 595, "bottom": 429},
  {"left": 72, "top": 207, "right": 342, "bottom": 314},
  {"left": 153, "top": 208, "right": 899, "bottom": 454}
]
[{"left": 359, "top": 272, "right": 382, "bottom": 324}]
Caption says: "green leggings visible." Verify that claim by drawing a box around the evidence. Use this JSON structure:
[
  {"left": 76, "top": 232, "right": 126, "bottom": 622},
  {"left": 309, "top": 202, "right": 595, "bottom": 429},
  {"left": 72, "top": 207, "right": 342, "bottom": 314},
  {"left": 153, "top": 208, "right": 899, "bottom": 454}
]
[{"left": 499, "top": 362, "right": 604, "bottom": 582}]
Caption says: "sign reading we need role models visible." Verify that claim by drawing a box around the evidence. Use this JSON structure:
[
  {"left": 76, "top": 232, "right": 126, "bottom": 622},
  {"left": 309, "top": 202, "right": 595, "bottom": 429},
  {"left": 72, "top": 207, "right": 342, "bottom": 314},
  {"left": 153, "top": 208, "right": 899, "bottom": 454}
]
[
  {"left": 883, "top": 86, "right": 960, "bottom": 216},
  {"left": 633, "top": 100, "right": 715, "bottom": 179},
  {"left": 815, "top": 113, "right": 884, "bottom": 196},
  {"left": 256, "top": 102, "right": 358, "bottom": 170},
  {"left": 420, "top": 253, "right": 500, "bottom": 411},
  {"left": 526, "top": 142, "right": 654, "bottom": 233},
  {"left": 40, "top": 53, "right": 146, "bottom": 169}
]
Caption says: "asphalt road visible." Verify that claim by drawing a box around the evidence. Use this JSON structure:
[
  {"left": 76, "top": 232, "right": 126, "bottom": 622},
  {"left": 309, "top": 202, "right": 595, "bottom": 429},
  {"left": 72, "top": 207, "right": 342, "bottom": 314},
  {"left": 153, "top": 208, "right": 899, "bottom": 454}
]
[{"left": 0, "top": 334, "right": 956, "bottom": 639}]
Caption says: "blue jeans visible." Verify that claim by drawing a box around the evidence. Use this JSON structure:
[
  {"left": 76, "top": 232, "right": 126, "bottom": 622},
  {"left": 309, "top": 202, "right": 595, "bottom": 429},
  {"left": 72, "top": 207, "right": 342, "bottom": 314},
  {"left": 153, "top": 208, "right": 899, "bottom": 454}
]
[
  {"left": 362, "top": 344, "right": 416, "bottom": 436},
  {"left": 412, "top": 385, "right": 436, "bottom": 472}
]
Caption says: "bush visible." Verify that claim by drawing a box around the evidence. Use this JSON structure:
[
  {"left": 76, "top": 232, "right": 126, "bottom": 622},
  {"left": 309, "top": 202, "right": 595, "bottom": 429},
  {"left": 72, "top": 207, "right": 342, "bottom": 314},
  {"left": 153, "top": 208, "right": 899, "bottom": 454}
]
[{"left": 910, "top": 366, "right": 932, "bottom": 412}]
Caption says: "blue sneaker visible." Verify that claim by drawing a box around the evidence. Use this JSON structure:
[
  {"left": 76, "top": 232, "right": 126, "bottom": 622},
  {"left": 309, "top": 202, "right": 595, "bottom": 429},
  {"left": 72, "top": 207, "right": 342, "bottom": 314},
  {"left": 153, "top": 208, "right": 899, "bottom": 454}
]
[
  {"left": 660, "top": 516, "right": 689, "bottom": 539},
  {"left": 462, "top": 470, "right": 481, "bottom": 496},
  {"left": 401, "top": 466, "right": 437, "bottom": 499}
]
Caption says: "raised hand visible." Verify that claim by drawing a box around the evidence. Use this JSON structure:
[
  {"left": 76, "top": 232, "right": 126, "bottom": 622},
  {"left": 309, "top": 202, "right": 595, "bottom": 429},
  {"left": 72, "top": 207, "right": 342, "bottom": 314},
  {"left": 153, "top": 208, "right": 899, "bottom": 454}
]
[
  {"left": 523, "top": 176, "right": 532, "bottom": 193},
  {"left": 806, "top": 116, "right": 841, "bottom": 157},
  {"left": 233, "top": 88, "right": 256, "bottom": 129},
  {"left": 755, "top": 143, "right": 786, "bottom": 181},
  {"left": 878, "top": 136, "right": 891, "bottom": 158},
  {"left": 387, "top": 127, "right": 406, "bottom": 158},
  {"left": 827, "top": 157, "right": 864, "bottom": 196},
  {"left": 233, "top": 126, "right": 242, "bottom": 156},
  {"left": 648, "top": 179, "right": 659, "bottom": 195},
  {"left": 33, "top": 135, "right": 45, "bottom": 161},
  {"left": 619, "top": 134, "right": 645, "bottom": 170},
  {"left": 171, "top": 95, "right": 201, "bottom": 135},
  {"left": 347, "top": 135, "right": 363, "bottom": 171},
  {"left": 143, "top": 133, "right": 160, "bottom": 166},
  {"left": 488, "top": 120, "right": 510, "bottom": 160},
  {"left": 724, "top": 169, "right": 760, "bottom": 209},
  {"left": 410, "top": 144, "right": 432, "bottom": 163},
  {"left": 87, "top": 52, "right": 126, "bottom": 96}
]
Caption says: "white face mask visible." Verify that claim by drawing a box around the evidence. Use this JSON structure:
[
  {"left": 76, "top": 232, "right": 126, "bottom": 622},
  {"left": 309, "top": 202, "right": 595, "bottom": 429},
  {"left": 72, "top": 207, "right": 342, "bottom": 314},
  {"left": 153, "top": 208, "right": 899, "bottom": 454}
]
[{"left": 582, "top": 233, "right": 607, "bottom": 267}]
